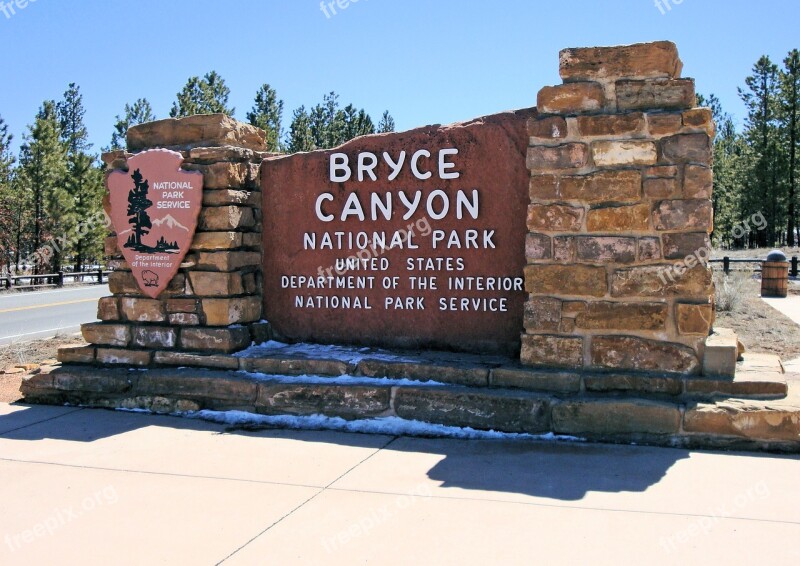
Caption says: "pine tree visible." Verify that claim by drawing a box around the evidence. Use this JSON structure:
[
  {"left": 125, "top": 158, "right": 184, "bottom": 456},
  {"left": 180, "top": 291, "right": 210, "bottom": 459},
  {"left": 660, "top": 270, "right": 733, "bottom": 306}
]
[
  {"left": 781, "top": 50, "right": 800, "bottom": 246},
  {"left": 18, "top": 101, "right": 69, "bottom": 273},
  {"left": 246, "top": 84, "right": 284, "bottom": 152},
  {"left": 170, "top": 71, "right": 234, "bottom": 118},
  {"left": 0, "top": 115, "right": 17, "bottom": 270},
  {"left": 126, "top": 169, "right": 152, "bottom": 250},
  {"left": 110, "top": 99, "right": 155, "bottom": 151},
  {"left": 739, "top": 56, "right": 784, "bottom": 247},
  {"left": 378, "top": 111, "right": 395, "bottom": 133},
  {"left": 287, "top": 106, "right": 315, "bottom": 153},
  {"left": 58, "top": 83, "right": 103, "bottom": 272}
]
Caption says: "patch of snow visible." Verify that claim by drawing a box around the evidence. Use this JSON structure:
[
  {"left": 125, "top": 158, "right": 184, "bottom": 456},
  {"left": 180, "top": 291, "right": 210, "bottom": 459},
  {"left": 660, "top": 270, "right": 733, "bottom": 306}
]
[
  {"left": 234, "top": 340, "right": 418, "bottom": 364},
  {"left": 180, "top": 409, "right": 585, "bottom": 443},
  {"left": 239, "top": 371, "right": 444, "bottom": 388}
]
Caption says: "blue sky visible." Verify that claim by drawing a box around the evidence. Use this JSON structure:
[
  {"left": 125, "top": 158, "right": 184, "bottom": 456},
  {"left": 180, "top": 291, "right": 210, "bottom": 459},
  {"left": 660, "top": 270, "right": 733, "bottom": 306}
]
[{"left": 0, "top": 0, "right": 798, "bottom": 155}]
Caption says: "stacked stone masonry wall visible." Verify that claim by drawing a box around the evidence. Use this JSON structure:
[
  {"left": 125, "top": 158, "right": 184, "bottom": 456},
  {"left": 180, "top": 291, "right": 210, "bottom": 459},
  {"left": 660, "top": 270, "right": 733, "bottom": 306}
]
[
  {"left": 522, "top": 41, "right": 715, "bottom": 375},
  {"left": 66, "top": 115, "right": 274, "bottom": 367}
]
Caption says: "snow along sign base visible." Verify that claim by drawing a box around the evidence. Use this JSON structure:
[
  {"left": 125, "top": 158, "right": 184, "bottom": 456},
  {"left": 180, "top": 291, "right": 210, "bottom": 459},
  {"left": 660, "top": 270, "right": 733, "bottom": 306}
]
[{"left": 108, "top": 149, "right": 203, "bottom": 299}]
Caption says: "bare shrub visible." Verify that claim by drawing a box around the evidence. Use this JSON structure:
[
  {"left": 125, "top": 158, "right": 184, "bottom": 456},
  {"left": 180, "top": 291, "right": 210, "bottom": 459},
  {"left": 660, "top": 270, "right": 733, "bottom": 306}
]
[{"left": 714, "top": 271, "right": 748, "bottom": 312}]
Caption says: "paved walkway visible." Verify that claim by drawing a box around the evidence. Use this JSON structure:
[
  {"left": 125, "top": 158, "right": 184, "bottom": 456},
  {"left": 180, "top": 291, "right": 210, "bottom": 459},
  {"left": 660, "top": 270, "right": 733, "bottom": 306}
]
[
  {"left": 762, "top": 295, "right": 800, "bottom": 372},
  {"left": 0, "top": 403, "right": 798, "bottom": 565}
]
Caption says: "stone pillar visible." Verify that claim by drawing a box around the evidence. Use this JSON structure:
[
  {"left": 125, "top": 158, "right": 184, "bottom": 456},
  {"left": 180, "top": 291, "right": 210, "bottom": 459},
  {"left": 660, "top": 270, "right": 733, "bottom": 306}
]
[
  {"left": 62, "top": 114, "right": 273, "bottom": 367},
  {"left": 523, "top": 41, "right": 715, "bottom": 374}
]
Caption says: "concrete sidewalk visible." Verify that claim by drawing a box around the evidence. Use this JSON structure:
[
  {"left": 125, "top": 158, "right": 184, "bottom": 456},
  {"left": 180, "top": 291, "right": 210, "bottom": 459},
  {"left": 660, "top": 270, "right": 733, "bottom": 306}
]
[{"left": 0, "top": 403, "right": 798, "bottom": 565}]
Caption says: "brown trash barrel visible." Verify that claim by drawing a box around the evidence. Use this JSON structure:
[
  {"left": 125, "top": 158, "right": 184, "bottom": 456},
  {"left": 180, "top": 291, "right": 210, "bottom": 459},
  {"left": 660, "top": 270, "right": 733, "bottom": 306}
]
[{"left": 761, "top": 260, "right": 789, "bottom": 298}]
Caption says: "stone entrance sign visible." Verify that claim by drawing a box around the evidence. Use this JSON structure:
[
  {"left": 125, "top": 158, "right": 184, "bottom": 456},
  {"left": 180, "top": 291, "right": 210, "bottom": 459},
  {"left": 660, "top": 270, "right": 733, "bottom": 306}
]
[
  {"left": 108, "top": 149, "right": 203, "bottom": 299},
  {"left": 262, "top": 111, "right": 533, "bottom": 354}
]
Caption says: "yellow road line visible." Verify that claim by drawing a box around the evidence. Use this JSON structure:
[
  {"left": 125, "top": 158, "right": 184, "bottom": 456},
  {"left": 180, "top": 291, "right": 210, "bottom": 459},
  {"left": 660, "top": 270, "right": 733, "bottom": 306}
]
[{"left": 0, "top": 298, "right": 98, "bottom": 314}]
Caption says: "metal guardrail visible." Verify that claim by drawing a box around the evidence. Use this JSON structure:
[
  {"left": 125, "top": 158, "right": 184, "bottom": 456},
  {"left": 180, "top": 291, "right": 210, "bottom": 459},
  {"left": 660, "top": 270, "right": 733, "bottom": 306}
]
[
  {"left": 2, "top": 269, "right": 111, "bottom": 290},
  {"left": 709, "top": 256, "right": 799, "bottom": 276}
]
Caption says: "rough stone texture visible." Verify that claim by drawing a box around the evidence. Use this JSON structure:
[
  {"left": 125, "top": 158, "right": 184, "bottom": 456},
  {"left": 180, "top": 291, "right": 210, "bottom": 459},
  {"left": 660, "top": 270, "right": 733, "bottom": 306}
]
[
  {"left": 528, "top": 115, "right": 568, "bottom": 140},
  {"left": 527, "top": 143, "right": 590, "bottom": 170},
  {"left": 703, "top": 328, "right": 738, "bottom": 378},
  {"left": 257, "top": 384, "right": 390, "bottom": 419},
  {"left": 574, "top": 236, "right": 637, "bottom": 263},
  {"left": 559, "top": 170, "right": 641, "bottom": 203},
  {"left": 648, "top": 113, "right": 683, "bottom": 136},
  {"left": 81, "top": 323, "right": 131, "bottom": 347},
  {"left": 576, "top": 302, "right": 668, "bottom": 331},
  {"left": 524, "top": 297, "right": 562, "bottom": 332},
  {"left": 644, "top": 177, "right": 679, "bottom": 199},
  {"left": 491, "top": 366, "right": 582, "bottom": 393},
  {"left": 616, "top": 79, "right": 696, "bottom": 111},
  {"left": 653, "top": 199, "right": 713, "bottom": 231},
  {"left": 199, "top": 205, "right": 255, "bottom": 231},
  {"left": 97, "top": 297, "right": 120, "bottom": 321},
  {"left": 191, "top": 232, "right": 243, "bottom": 251},
  {"left": 127, "top": 114, "right": 267, "bottom": 151},
  {"left": 662, "top": 232, "right": 711, "bottom": 260},
  {"left": 394, "top": 386, "right": 552, "bottom": 433},
  {"left": 133, "top": 326, "right": 178, "bottom": 349},
  {"left": 676, "top": 303, "right": 713, "bottom": 335},
  {"left": 591, "top": 335, "right": 700, "bottom": 374},
  {"left": 553, "top": 399, "right": 681, "bottom": 435},
  {"left": 96, "top": 348, "right": 152, "bottom": 367},
  {"left": 154, "top": 351, "right": 240, "bottom": 370},
  {"left": 683, "top": 165, "right": 713, "bottom": 198},
  {"left": 537, "top": 83, "right": 605, "bottom": 115},
  {"left": 527, "top": 204, "right": 585, "bottom": 231},
  {"left": 611, "top": 264, "right": 713, "bottom": 297},
  {"left": 524, "top": 264, "right": 607, "bottom": 297},
  {"left": 201, "top": 296, "right": 262, "bottom": 326},
  {"left": 637, "top": 237, "right": 662, "bottom": 260},
  {"left": 188, "top": 272, "right": 245, "bottom": 296},
  {"left": 576, "top": 113, "right": 645, "bottom": 137},
  {"left": 357, "top": 360, "right": 489, "bottom": 387},
  {"left": 684, "top": 401, "right": 800, "bottom": 442},
  {"left": 591, "top": 141, "right": 658, "bottom": 166},
  {"left": 586, "top": 204, "right": 650, "bottom": 232},
  {"left": 583, "top": 374, "right": 683, "bottom": 396},
  {"left": 57, "top": 346, "right": 96, "bottom": 364},
  {"left": 520, "top": 334, "right": 583, "bottom": 368},
  {"left": 240, "top": 357, "right": 350, "bottom": 377},
  {"left": 120, "top": 297, "right": 167, "bottom": 323},
  {"left": 525, "top": 233, "right": 552, "bottom": 261},
  {"left": 180, "top": 327, "right": 251, "bottom": 353},
  {"left": 661, "top": 133, "right": 712, "bottom": 164},
  {"left": 559, "top": 41, "right": 683, "bottom": 82}
]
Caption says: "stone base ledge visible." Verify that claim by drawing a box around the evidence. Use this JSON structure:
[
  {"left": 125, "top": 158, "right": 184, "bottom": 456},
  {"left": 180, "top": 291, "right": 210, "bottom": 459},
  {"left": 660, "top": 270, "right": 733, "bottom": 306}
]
[
  {"left": 56, "top": 342, "right": 788, "bottom": 403},
  {"left": 19, "top": 364, "right": 800, "bottom": 453}
]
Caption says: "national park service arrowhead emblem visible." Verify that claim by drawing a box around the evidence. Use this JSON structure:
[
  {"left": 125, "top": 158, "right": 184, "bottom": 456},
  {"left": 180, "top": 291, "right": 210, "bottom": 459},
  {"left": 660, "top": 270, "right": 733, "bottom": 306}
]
[{"left": 108, "top": 149, "right": 203, "bottom": 298}]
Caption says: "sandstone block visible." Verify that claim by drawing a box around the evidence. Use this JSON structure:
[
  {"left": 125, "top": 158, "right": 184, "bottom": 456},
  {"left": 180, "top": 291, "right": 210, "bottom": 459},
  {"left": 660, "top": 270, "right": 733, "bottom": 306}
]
[
  {"left": 96, "top": 348, "right": 152, "bottom": 367},
  {"left": 491, "top": 366, "right": 582, "bottom": 393},
  {"left": 576, "top": 113, "right": 645, "bottom": 137},
  {"left": 127, "top": 114, "right": 267, "bottom": 152},
  {"left": 684, "top": 401, "right": 800, "bottom": 442},
  {"left": 592, "top": 140, "right": 657, "bottom": 166},
  {"left": 201, "top": 296, "right": 262, "bottom": 326},
  {"left": 180, "top": 327, "right": 251, "bottom": 353},
  {"left": 644, "top": 177, "right": 679, "bottom": 198},
  {"left": 591, "top": 335, "right": 700, "bottom": 373},
  {"left": 257, "top": 384, "right": 390, "bottom": 419},
  {"left": 394, "top": 386, "right": 552, "bottom": 433},
  {"left": 525, "top": 233, "right": 552, "bottom": 261},
  {"left": 526, "top": 203, "right": 585, "bottom": 231},
  {"left": 203, "top": 189, "right": 259, "bottom": 207},
  {"left": 703, "top": 328, "right": 738, "bottom": 378},
  {"left": 57, "top": 346, "right": 97, "bottom": 364},
  {"left": 169, "top": 313, "right": 200, "bottom": 326},
  {"left": 199, "top": 205, "right": 255, "bottom": 231},
  {"left": 662, "top": 232, "right": 711, "bottom": 259},
  {"left": 194, "top": 251, "right": 261, "bottom": 272},
  {"left": 97, "top": 297, "right": 120, "bottom": 321},
  {"left": 645, "top": 165, "right": 679, "bottom": 178},
  {"left": 616, "top": 78, "right": 696, "bottom": 111},
  {"left": 537, "top": 83, "right": 605, "bottom": 115},
  {"left": 575, "top": 236, "right": 636, "bottom": 263},
  {"left": 521, "top": 334, "right": 583, "bottom": 368},
  {"left": 553, "top": 399, "right": 681, "bottom": 435},
  {"left": 527, "top": 143, "right": 590, "bottom": 170},
  {"left": 682, "top": 108, "right": 715, "bottom": 136},
  {"left": 553, "top": 237, "right": 576, "bottom": 262},
  {"left": 683, "top": 165, "right": 712, "bottom": 198},
  {"left": 133, "top": 326, "right": 178, "bottom": 349},
  {"left": 559, "top": 169, "right": 641, "bottom": 203},
  {"left": 676, "top": 303, "right": 713, "bottom": 335},
  {"left": 647, "top": 113, "right": 683, "bottom": 136},
  {"left": 191, "top": 232, "right": 243, "bottom": 251},
  {"left": 104, "top": 235, "right": 120, "bottom": 257},
  {"left": 583, "top": 374, "right": 683, "bottom": 396},
  {"left": 653, "top": 199, "right": 713, "bottom": 231},
  {"left": 52, "top": 366, "right": 136, "bottom": 394},
  {"left": 81, "top": 322, "right": 131, "bottom": 347},
  {"left": 525, "top": 264, "right": 608, "bottom": 297},
  {"left": 357, "top": 360, "right": 489, "bottom": 387},
  {"left": 527, "top": 115, "right": 568, "bottom": 140},
  {"left": 660, "top": 133, "right": 711, "bottom": 163},
  {"left": 576, "top": 302, "right": 668, "bottom": 330},
  {"left": 559, "top": 41, "right": 682, "bottom": 82},
  {"left": 153, "top": 351, "right": 240, "bottom": 370},
  {"left": 611, "top": 264, "right": 713, "bottom": 297},
  {"left": 586, "top": 204, "right": 650, "bottom": 232},
  {"left": 188, "top": 271, "right": 245, "bottom": 296},
  {"left": 637, "top": 237, "right": 662, "bottom": 260},
  {"left": 241, "top": 357, "right": 350, "bottom": 377},
  {"left": 120, "top": 297, "right": 166, "bottom": 323},
  {"left": 529, "top": 175, "right": 559, "bottom": 200},
  {"left": 524, "top": 297, "right": 562, "bottom": 332}
]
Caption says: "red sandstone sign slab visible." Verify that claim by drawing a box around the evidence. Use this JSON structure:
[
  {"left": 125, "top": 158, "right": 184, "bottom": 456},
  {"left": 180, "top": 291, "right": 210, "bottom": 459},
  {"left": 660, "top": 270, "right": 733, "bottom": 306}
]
[
  {"left": 108, "top": 149, "right": 202, "bottom": 298},
  {"left": 262, "top": 110, "right": 534, "bottom": 354}
]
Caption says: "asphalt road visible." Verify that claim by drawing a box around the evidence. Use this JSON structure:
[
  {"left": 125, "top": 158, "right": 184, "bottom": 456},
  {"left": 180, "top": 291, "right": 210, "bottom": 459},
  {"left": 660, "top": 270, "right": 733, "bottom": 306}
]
[{"left": 0, "top": 285, "right": 108, "bottom": 345}]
